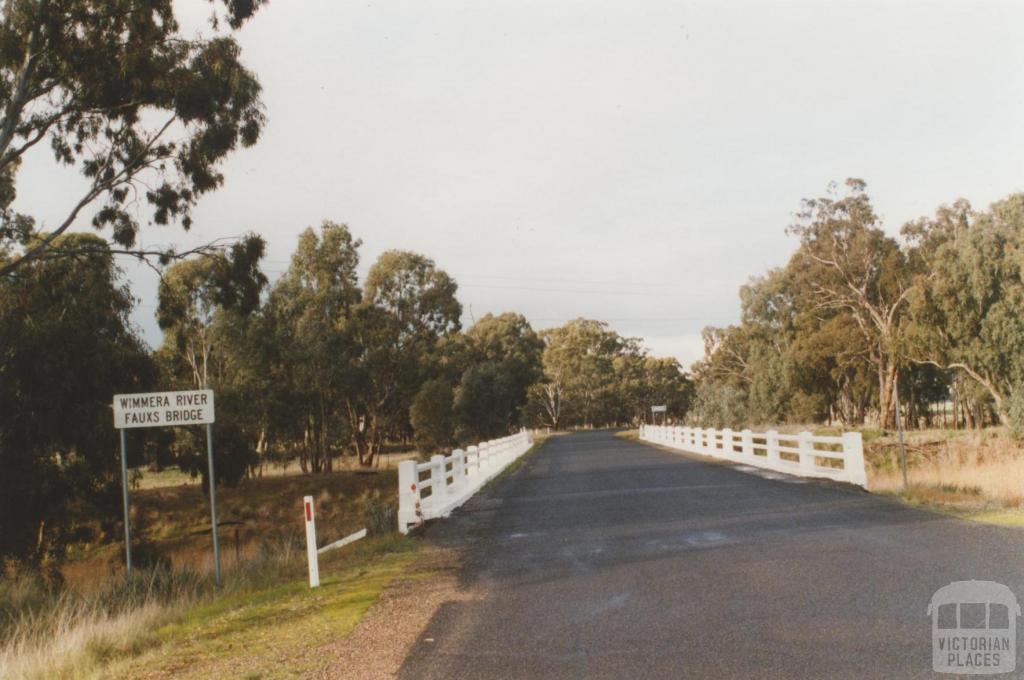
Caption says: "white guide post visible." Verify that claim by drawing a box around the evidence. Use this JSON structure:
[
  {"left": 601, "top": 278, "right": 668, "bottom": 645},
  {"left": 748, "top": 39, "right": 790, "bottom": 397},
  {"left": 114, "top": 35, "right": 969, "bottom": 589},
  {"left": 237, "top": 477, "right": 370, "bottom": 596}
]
[{"left": 303, "top": 495, "right": 320, "bottom": 588}]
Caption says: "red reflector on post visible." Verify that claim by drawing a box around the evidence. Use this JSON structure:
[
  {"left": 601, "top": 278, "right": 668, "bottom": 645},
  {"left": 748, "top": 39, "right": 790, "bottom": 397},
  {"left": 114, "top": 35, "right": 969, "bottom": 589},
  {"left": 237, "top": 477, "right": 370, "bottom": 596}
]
[{"left": 305, "top": 501, "right": 312, "bottom": 522}]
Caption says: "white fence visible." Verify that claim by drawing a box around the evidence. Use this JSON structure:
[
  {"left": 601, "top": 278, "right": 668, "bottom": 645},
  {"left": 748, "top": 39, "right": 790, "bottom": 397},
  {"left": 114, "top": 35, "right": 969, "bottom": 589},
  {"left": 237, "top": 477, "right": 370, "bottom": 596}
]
[
  {"left": 639, "top": 424, "right": 867, "bottom": 488},
  {"left": 397, "top": 429, "right": 534, "bottom": 534}
]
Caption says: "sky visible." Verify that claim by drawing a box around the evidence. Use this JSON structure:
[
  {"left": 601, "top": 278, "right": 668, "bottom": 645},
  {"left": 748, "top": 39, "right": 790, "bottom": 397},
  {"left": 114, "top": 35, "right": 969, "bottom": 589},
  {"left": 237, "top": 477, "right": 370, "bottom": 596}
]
[{"left": 13, "top": 0, "right": 1024, "bottom": 368}]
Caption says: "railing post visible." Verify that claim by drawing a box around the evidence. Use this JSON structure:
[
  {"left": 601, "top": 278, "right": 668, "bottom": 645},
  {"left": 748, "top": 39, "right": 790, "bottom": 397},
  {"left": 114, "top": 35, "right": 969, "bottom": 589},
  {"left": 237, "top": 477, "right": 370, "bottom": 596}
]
[
  {"left": 842, "top": 431, "right": 868, "bottom": 488},
  {"left": 766, "top": 429, "right": 780, "bottom": 466},
  {"left": 798, "top": 431, "right": 815, "bottom": 474},
  {"left": 397, "top": 460, "right": 418, "bottom": 534},
  {"left": 430, "top": 454, "right": 447, "bottom": 504},
  {"left": 741, "top": 429, "right": 753, "bottom": 460},
  {"left": 721, "top": 428, "right": 733, "bottom": 457},
  {"left": 467, "top": 445, "right": 479, "bottom": 478},
  {"left": 453, "top": 449, "right": 465, "bottom": 490}
]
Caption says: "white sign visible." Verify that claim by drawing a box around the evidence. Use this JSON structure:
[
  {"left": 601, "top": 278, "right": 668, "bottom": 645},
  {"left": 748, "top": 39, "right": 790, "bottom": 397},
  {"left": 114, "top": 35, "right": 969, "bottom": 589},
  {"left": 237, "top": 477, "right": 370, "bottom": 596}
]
[
  {"left": 651, "top": 405, "right": 667, "bottom": 413},
  {"left": 113, "top": 390, "right": 215, "bottom": 429}
]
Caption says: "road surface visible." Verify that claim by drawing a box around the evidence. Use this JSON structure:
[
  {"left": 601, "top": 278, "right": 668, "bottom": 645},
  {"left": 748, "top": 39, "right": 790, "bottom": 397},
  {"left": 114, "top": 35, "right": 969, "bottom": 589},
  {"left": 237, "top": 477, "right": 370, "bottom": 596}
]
[{"left": 400, "top": 430, "right": 1024, "bottom": 679}]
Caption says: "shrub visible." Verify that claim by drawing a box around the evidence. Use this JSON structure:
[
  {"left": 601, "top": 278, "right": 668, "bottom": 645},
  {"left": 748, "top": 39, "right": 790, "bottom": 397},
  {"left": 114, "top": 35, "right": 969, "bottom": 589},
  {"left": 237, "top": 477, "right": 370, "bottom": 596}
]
[
  {"left": 1006, "top": 384, "right": 1024, "bottom": 439},
  {"left": 688, "top": 382, "right": 748, "bottom": 429}
]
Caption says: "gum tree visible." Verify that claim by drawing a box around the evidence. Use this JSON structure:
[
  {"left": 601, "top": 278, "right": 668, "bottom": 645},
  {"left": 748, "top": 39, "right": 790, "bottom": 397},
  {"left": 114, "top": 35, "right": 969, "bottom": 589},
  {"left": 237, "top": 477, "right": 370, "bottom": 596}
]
[{"left": 0, "top": 0, "right": 266, "bottom": 278}]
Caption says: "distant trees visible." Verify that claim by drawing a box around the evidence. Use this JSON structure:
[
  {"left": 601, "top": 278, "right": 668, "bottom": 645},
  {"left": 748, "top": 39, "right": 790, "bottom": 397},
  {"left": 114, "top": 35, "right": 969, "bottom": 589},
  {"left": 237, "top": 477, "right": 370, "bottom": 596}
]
[
  {"left": 526, "top": 318, "right": 693, "bottom": 429},
  {"left": 693, "top": 180, "right": 1024, "bottom": 431}
]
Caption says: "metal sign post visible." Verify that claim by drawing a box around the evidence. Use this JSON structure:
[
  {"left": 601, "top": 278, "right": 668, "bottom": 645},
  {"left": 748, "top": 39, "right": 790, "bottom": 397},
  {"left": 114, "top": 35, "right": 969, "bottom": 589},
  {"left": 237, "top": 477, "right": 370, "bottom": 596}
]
[
  {"left": 113, "top": 389, "right": 219, "bottom": 583},
  {"left": 119, "top": 428, "right": 132, "bottom": 576},
  {"left": 206, "top": 423, "right": 221, "bottom": 585}
]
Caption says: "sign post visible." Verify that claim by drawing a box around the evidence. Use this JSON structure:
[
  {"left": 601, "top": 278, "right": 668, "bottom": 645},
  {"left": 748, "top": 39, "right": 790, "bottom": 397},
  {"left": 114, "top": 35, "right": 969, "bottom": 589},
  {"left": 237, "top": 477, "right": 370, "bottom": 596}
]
[
  {"left": 205, "top": 423, "right": 221, "bottom": 585},
  {"left": 119, "top": 428, "right": 132, "bottom": 576},
  {"left": 651, "top": 404, "right": 667, "bottom": 426},
  {"left": 113, "top": 389, "right": 218, "bottom": 583}
]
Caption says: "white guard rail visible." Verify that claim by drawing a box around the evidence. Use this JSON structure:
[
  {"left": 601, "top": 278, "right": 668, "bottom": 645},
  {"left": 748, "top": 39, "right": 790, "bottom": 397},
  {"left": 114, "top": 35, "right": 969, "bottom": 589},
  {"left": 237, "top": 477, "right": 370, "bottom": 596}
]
[
  {"left": 639, "top": 424, "right": 867, "bottom": 488},
  {"left": 397, "top": 428, "right": 533, "bottom": 534}
]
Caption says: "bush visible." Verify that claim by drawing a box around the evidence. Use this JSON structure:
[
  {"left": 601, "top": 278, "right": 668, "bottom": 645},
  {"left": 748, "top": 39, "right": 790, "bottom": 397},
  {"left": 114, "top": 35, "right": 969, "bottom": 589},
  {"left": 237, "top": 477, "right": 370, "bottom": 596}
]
[
  {"left": 410, "top": 380, "right": 454, "bottom": 455},
  {"left": 1006, "top": 384, "right": 1024, "bottom": 439},
  {"left": 689, "top": 382, "right": 748, "bottom": 429},
  {"left": 364, "top": 495, "right": 396, "bottom": 536}
]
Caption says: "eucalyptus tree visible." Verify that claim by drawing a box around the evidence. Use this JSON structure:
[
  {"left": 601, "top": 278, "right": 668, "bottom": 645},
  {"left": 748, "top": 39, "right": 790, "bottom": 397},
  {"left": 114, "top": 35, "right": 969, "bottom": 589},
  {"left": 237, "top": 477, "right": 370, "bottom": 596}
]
[
  {"left": 347, "top": 250, "right": 461, "bottom": 465},
  {"left": 0, "top": 0, "right": 267, "bottom": 279},
  {"left": 156, "top": 235, "right": 265, "bottom": 388},
  {"left": 456, "top": 312, "right": 543, "bottom": 433},
  {"left": 534, "top": 319, "right": 627, "bottom": 428},
  {"left": 786, "top": 179, "right": 915, "bottom": 429},
  {"left": 905, "top": 194, "right": 1024, "bottom": 421},
  {"left": 269, "top": 222, "right": 361, "bottom": 472},
  {"left": 0, "top": 233, "right": 154, "bottom": 561}
]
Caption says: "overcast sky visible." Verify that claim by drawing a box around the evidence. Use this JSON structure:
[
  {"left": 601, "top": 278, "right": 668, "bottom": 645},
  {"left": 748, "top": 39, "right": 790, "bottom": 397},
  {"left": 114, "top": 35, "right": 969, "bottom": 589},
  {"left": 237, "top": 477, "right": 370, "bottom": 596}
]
[{"left": 14, "top": 0, "right": 1024, "bottom": 367}]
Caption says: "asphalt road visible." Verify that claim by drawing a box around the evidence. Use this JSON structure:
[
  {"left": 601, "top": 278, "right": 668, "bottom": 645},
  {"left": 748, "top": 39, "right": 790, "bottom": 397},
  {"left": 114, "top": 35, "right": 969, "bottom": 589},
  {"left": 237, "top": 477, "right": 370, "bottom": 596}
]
[{"left": 399, "top": 430, "right": 1024, "bottom": 679}]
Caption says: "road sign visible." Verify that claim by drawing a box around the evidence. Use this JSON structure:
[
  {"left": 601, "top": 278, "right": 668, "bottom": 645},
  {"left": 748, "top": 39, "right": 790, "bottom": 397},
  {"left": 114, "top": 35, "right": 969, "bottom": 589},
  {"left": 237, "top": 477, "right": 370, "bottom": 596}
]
[
  {"left": 111, "top": 388, "right": 221, "bottom": 584},
  {"left": 113, "top": 389, "right": 215, "bottom": 429},
  {"left": 651, "top": 405, "right": 667, "bottom": 413}
]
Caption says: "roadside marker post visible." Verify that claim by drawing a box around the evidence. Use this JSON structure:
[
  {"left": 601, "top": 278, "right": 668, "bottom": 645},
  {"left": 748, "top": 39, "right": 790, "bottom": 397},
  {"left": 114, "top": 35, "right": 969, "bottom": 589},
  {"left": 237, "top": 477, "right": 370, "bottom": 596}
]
[
  {"left": 112, "top": 389, "right": 220, "bottom": 583},
  {"left": 303, "top": 495, "right": 320, "bottom": 588}
]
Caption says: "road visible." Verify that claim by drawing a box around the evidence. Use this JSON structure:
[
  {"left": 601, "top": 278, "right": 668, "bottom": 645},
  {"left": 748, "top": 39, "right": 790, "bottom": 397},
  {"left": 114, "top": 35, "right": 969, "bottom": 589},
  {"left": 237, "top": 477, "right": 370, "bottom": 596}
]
[{"left": 399, "top": 430, "right": 1024, "bottom": 679}]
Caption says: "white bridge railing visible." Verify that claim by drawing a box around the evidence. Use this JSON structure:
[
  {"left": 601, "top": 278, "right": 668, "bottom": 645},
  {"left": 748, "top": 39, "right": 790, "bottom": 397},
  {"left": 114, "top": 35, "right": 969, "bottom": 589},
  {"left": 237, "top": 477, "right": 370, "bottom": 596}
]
[
  {"left": 639, "top": 424, "right": 867, "bottom": 488},
  {"left": 397, "top": 429, "right": 533, "bottom": 534}
]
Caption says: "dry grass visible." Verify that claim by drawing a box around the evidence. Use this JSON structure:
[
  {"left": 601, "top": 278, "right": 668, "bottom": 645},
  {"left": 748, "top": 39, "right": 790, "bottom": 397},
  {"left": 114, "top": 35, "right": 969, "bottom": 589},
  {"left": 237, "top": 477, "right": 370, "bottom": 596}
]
[
  {"left": 2, "top": 460, "right": 411, "bottom": 680},
  {"left": 1, "top": 534, "right": 421, "bottom": 680},
  {"left": 867, "top": 427, "right": 1024, "bottom": 510},
  {"left": 63, "top": 468, "right": 398, "bottom": 591}
]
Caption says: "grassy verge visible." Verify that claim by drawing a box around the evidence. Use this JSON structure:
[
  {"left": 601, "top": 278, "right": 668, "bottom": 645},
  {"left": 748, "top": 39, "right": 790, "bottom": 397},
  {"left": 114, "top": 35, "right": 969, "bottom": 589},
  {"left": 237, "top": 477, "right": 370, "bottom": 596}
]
[
  {"left": 2, "top": 534, "right": 426, "bottom": 680},
  {"left": 106, "top": 535, "right": 423, "bottom": 680}
]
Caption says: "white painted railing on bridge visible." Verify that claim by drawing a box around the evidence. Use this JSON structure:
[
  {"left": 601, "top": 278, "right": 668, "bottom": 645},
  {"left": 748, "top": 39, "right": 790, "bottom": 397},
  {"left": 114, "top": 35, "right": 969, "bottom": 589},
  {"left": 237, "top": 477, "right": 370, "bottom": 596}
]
[
  {"left": 639, "top": 424, "right": 867, "bottom": 488},
  {"left": 397, "top": 429, "right": 533, "bottom": 534}
]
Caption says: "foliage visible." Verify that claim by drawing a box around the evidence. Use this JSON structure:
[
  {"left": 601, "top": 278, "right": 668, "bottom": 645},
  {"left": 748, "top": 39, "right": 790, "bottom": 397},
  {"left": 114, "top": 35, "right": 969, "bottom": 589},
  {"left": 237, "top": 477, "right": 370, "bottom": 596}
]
[
  {"left": 409, "top": 380, "right": 454, "bottom": 454},
  {"left": 1006, "top": 385, "right": 1024, "bottom": 440},
  {"left": 526, "top": 318, "right": 693, "bottom": 429},
  {"left": 0, "top": 234, "right": 155, "bottom": 561},
  {"left": 689, "top": 382, "right": 749, "bottom": 429},
  {"left": 0, "top": 0, "right": 267, "bottom": 278}
]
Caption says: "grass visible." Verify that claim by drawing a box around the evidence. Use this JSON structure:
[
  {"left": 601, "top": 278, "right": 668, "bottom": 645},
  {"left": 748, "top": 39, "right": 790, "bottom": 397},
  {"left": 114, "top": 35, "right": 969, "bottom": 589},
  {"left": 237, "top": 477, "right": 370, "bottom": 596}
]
[
  {"left": 62, "top": 468, "right": 399, "bottom": 591},
  {"left": 2, "top": 461, "right": 416, "bottom": 679},
  {"left": 862, "top": 426, "right": 1024, "bottom": 527},
  {"left": 1, "top": 534, "right": 424, "bottom": 680},
  {"left": 644, "top": 423, "right": 1024, "bottom": 527},
  {"left": 105, "top": 536, "right": 422, "bottom": 680}
]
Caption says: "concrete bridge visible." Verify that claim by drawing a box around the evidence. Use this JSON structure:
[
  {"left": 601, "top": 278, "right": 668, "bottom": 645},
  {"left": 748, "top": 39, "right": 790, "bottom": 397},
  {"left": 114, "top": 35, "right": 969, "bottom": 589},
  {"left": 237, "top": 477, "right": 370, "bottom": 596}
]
[{"left": 398, "top": 429, "right": 1024, "bottom": 679}]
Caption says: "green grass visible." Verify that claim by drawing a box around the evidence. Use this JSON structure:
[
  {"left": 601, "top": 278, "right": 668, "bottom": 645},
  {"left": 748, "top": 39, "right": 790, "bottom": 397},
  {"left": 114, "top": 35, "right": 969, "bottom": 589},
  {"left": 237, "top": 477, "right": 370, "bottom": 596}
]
[{"left": 97, "top": 536, "right": 423, "bottom": 680}]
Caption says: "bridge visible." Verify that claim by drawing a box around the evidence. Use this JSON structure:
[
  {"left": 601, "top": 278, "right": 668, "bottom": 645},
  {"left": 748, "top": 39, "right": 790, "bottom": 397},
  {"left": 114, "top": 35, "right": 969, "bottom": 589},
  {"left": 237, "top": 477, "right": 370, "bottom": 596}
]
[{"left": 396, "top": 429, "right": 1024, "bottom": 679}]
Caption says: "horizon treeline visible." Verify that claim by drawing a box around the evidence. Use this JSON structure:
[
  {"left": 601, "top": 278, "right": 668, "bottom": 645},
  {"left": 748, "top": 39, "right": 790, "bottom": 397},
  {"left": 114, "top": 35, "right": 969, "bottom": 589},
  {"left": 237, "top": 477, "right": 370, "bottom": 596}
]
[
  {"left": 0, "top": 222, "right": 690, "bottom": 564},
  {"left": 691, "top": 179, "right": 1024, "bottom": 434}
]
